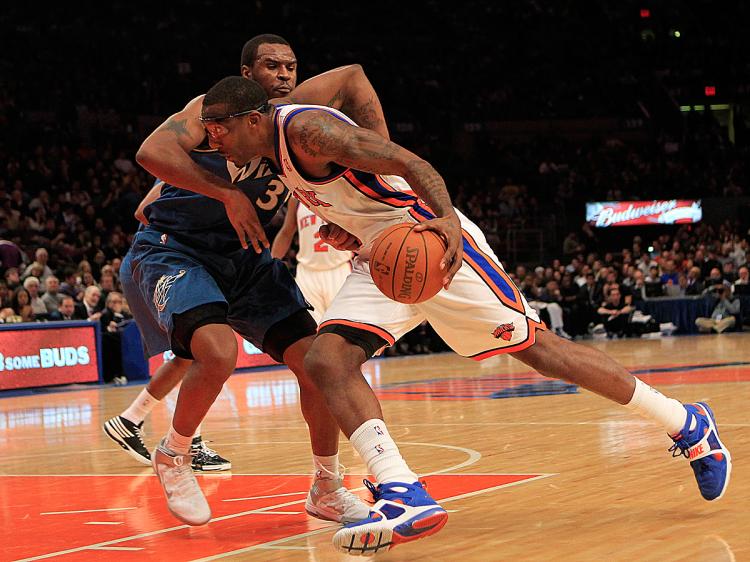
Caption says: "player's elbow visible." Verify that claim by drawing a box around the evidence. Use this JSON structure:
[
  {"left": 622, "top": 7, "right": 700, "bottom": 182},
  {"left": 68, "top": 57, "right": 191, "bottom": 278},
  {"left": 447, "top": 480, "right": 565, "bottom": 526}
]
[
  {"left": 345, "top": 63, "right": 364, "bottom": 76},
  {"left": 135, "top": 143, "right": 155, "bottom": 170}
]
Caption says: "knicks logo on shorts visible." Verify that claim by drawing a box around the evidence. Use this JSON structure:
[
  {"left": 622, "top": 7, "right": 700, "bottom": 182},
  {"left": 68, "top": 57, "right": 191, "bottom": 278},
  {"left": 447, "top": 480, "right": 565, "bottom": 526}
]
[
  {"left": 492, "top": 322, "right": 515, "bottom": 341},
  {"left": 153, "top": 270, "right": 186, "bottom": 312}
]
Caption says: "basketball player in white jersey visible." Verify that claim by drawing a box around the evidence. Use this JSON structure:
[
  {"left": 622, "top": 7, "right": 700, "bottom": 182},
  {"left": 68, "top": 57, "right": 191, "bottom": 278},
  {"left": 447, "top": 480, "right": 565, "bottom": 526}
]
[
  {"left": 200, "top": 77, "right": 730, "bottom": 556},
  {"left": 271, "top": 196, "right": 354, "bottom": 323}
]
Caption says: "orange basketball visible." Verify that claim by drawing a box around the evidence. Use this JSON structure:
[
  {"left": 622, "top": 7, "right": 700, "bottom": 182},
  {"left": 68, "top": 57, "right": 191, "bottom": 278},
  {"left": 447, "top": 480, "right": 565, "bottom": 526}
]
[{"left": 370, "top": 223, "right": 447, "bottom": 304}]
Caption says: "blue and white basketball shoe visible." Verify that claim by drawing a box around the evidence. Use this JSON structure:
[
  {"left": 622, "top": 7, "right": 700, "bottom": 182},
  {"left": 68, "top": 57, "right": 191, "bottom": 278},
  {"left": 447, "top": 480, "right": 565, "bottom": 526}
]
[
  {"left": 332, "top": 480, "right": 448, "bottom": 556},
  {"left": 669, "top": 402, "right": 731, "bottom": 501}
]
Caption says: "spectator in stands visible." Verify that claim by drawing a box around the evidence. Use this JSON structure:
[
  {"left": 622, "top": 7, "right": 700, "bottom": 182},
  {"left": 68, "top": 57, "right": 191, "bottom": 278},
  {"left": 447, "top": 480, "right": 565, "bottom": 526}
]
[
  {"left": 48, "top": 296, "right": 76, "bottom": 321},
  {"left": 81, "top": 271, "right": 96, "bottom": 289},
  {"left": 74, "top": 285, "right": 102, "bottom": 321},
  {"left": 696, "top": 286, "right": 740, "bottom": 334},
  {"left": 698, "top": 248, "right": 722, "bottom": 280},
  {"left": 98, "top": 271, "right": 117, "bottom": 307},
  {"left": 660, "top": 259, "right": 679, "bottom": 286},
  {"left": 645, "top": 265, "right": 661, "bottom": 283},
  {"left": 537, "top": 279, "right": 572, "bottom": 339},
  {"left": 597, "top": 285, "right": 635, "bottom": 338},
  {"left": 4, "top": 267, "right": 20, "bottom": 290},
  {"left": 627, "top": 269, "right": 647, "bottom": 302},
  {"left": 99, "top": 291, "right": 132, "bottom": 382},
  {"left": 100, "top": 291, "right": 131, "bottom": 332},
  {"left": 734, "top": 265, "right": 750, "bottom": 295},
  {"left": 703, "top": 267, "right": 732, "bottom": 296},
  {"left": 722, "top": 261, "right": 737, "bottom": 284},
  {"left": 2, "top": 287, "right": 34, "bottom": 323},
  {"left": 578, "top": 271, "right": 600, "bottom": 320},
  {"left": 728, "top": 238, "right": 747, "bottom": 268},
  {"left": 22, "top": 247, "right": 53, "bottom": 283},
  {"left": 735, "top": 265, "right": 749, "bottom": 284},
  {"left": 41, "top": 275, "right": 63, "bottom": 313},
  {"left": 685, "top": 266, "right": 704, "bottom": 296},
  {"left": 23, "top": 276, "right": 47, "bottom": 317},
  {"left": 59, "top": 267, "right": 82, "bottom": 300}
]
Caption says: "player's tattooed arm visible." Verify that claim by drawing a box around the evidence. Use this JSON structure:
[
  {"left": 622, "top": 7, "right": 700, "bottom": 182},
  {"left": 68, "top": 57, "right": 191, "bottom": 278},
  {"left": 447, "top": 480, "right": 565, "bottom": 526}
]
[
  {"left": 144, "top": 96, "right": 207, "bottom": 151},
  {"left": 289, "top": 64, "right": 390, "bottom": 139},
  {"left": 289, "top": 110, "right": 462, "bottom": 286},
  {"left": 162, "top": 117, "right": 190, "bottom": 138}
]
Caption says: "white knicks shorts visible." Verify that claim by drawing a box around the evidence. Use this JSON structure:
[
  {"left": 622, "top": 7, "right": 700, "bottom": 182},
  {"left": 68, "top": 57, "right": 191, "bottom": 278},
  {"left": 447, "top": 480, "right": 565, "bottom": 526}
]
[
  {"left": 319, "top": 215, "right": 544, "bottom": 359},
  {"left": 296, "top": 261, "right": 352, "bottom": 324}
]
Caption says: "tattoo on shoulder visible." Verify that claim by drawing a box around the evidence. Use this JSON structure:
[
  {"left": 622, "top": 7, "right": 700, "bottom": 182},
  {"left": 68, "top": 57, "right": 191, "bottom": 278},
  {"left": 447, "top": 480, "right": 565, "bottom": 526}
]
[
  {"left": 163, "top": 117, "right": 189, "bottom": 137},
  {"left": 295, "top": 114, "right": 345, "bottom": 158}
]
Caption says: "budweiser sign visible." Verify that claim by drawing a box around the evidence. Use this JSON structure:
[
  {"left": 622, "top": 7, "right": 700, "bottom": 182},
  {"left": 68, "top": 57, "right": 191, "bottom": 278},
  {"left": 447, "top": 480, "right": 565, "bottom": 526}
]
[{"left": 586, "top": 200, "right": 702, "bottom": 227}]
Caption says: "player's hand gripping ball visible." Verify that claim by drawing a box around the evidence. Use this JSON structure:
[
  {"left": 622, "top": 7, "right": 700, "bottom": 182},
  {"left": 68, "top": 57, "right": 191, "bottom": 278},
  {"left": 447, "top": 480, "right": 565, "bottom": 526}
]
[{"left": 370, "top": 223, "right": 447, "bottom": 304}]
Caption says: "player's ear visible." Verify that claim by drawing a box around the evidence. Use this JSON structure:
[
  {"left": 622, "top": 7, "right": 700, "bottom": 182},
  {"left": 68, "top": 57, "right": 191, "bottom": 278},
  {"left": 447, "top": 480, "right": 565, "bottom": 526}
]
[
  {"left": 240, "top": 65, "right": 253, "bottom": 80},
  {"left": 248, "top": 112, "right": 262, "bottom": 127}
]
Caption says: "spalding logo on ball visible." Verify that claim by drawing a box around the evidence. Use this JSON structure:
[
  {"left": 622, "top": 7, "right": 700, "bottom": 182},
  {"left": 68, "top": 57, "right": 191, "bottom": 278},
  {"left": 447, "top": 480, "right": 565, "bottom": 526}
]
[{"left": 370, "top": 223, "right": 447, "bottom": 304}]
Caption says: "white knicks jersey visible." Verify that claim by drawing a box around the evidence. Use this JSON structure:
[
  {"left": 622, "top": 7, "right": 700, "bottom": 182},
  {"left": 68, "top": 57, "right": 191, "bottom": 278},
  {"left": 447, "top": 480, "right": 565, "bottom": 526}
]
[
  {"left": 273, "top": 104, "right": 435, "bottom": 249},
  {"left": 296, "top": 202, "right": 352, "bottom": 271}
]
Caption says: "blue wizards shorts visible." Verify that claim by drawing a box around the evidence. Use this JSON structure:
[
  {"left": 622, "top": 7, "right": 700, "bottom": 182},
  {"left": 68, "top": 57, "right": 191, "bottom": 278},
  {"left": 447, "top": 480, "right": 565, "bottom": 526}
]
[{"left": 120, "top": 228, "right": 309, "bottom": 358}]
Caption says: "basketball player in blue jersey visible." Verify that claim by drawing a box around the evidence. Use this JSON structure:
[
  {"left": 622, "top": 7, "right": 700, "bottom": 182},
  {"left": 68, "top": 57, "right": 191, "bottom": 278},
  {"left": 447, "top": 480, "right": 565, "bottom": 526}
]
[
  {"left": 112, "top": 35, "right": 386, "bottom": 526},
  {"left": 200, "top": 77, "right": 731, "bottom": 555}
]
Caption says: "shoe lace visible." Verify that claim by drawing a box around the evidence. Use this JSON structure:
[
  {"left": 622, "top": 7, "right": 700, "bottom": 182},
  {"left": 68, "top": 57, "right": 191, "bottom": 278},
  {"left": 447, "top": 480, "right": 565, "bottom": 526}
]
[
  {"left": 193, "top": 439, "right": 219, "bottom": 458},
  {"left": 363, "top": 479, "right": 380, "bottom": 500},
  {"left": 668, "top": 440, "right": 689, "bottom": 459}
]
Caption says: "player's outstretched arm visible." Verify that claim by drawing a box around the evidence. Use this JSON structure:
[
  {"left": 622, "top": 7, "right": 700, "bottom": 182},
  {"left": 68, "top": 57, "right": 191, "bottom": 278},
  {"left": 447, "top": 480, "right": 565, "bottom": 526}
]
[
  {"left": 135, "top": 96, "right": 268, "bottom": 251},
  {"left": 286, "top": 64, "right": 390, "bottom": 140},
  {"left": 287, "top": 111, "right": 462, "bottom": 288},
  {"left": 271, "top": 196, "right": 299, "bottom": 259}
]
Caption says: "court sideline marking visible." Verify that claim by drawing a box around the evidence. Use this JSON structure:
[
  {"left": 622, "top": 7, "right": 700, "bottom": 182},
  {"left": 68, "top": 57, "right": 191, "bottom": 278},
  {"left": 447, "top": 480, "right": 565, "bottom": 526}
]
[{"left": 12, "top": 441, "right": 500, "bottom": 562}]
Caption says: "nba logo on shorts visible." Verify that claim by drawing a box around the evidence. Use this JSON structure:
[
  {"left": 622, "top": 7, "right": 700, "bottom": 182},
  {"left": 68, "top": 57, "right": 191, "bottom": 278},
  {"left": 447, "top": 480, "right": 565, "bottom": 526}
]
[{"left": 492, "top": 323, "right": 515, "bottom": 341}]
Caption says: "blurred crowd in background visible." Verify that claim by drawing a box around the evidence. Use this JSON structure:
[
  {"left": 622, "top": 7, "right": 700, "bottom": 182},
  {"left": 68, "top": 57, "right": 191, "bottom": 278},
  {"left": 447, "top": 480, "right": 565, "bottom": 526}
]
[{"left": 0, "top": 1, "right": 748, "bottom": 360}]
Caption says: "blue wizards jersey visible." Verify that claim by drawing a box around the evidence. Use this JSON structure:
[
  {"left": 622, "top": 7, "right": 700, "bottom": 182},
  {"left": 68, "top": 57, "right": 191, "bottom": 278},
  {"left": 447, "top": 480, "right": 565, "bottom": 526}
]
[{"left": 143, "top": 144, "right": 288, "bottom": 252}]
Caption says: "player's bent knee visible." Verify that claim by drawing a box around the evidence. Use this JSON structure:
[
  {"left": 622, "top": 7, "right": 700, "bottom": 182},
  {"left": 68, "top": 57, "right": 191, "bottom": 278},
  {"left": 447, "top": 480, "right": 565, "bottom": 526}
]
[
  {"left": 303, "top": 331, "right": 371, "bottom": 385},
  {"left": 191, "top": 324, "right": 237, "bottom": 374},
  {"left": 302, "top": 342, "right": 330, "bottom": 381},
  {"left": 170, "top": 302, "right": 229, "bottom": 360}
]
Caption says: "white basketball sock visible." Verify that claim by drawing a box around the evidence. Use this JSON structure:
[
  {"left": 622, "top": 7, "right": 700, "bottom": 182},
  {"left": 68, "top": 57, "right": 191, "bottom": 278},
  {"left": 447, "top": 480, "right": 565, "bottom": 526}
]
[
  {"left": 350, "top": 419, "right": 417, "bottom": 484},
  {"left": 165, "top": 424, "right": 192, "bottom": 455},
  {"left": 625, "top": 378, "right": 689, "bottom": 436},
  {"left": 313, "top": 453, "right": 340, "bottom": 479},
  {"left": 121, "top": 388, "right": 159, "bottom": 425}
]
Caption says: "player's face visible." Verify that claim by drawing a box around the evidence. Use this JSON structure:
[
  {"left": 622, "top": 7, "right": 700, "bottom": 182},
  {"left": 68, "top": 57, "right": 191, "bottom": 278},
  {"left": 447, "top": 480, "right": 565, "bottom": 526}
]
[
  {"left": 242, "top": 43, "right": 298, "bottom": 98},
  {"left": 202, "top": 104, "right": 260, "bottom": 166}
]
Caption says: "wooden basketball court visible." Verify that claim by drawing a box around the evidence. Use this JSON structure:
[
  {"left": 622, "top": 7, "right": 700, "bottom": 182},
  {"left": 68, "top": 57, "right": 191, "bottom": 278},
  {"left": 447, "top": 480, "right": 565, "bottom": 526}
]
[{"left": 2, "top": 333, "right": 748, "bottom": 561}]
